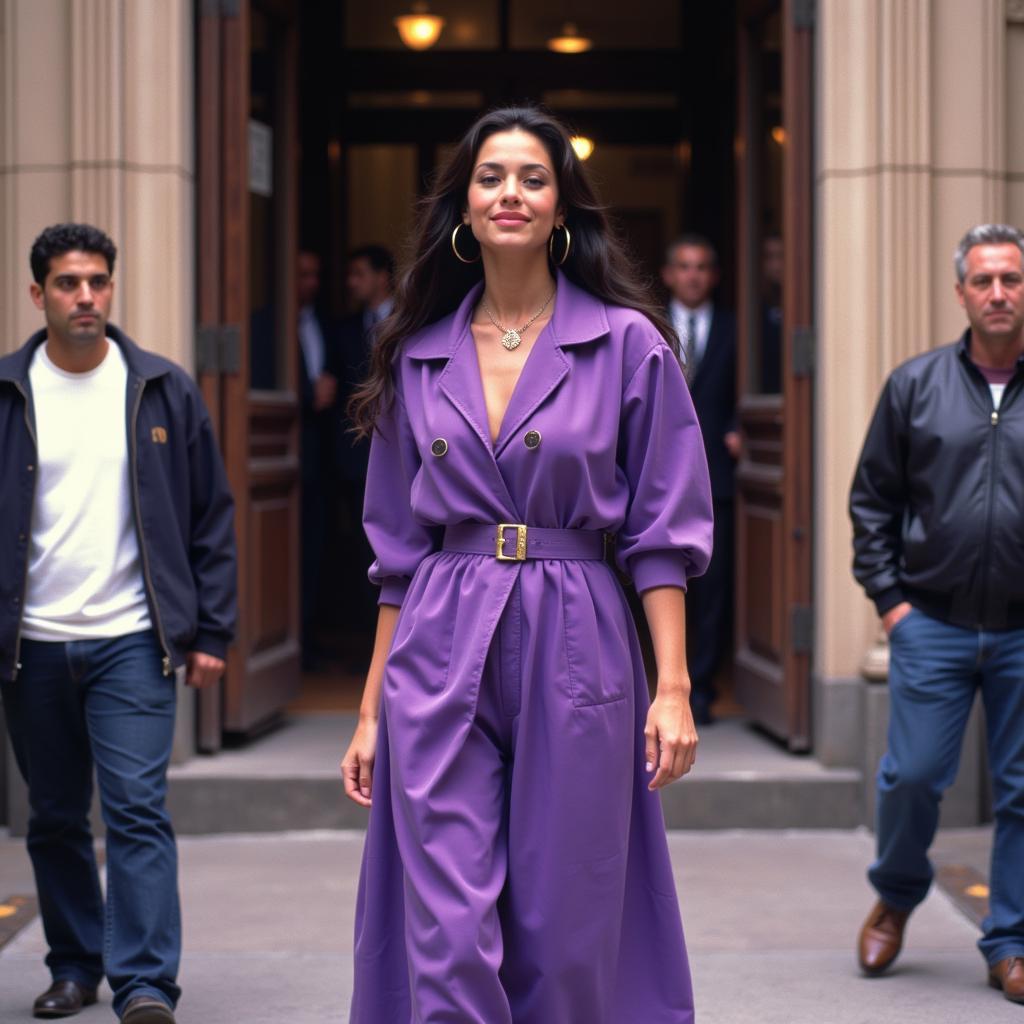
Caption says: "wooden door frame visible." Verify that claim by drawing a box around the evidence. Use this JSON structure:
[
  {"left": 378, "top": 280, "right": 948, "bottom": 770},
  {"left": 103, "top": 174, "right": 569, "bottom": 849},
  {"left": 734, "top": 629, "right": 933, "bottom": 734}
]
[
  {"left": 195, "top": 0, "right": 302, "bottom": 744},
  {"left": 733, "top": 0, "right": 813, "bottom": 750},
  {"left": 196, "top": 5, "right": 226, "bottom": 751}
]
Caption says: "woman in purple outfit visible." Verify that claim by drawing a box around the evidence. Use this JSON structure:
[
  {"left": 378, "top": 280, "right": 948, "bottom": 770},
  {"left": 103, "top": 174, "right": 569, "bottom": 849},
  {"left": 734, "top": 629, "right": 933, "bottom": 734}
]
[{"left": 341, "top": 106, "right": 713, "bottom": 1024}]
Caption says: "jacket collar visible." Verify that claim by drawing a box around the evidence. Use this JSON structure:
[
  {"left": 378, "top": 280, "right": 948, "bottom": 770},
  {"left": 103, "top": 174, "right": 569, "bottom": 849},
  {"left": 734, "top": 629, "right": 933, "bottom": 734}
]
[
  {"left": 403, "top": 270, "right": 610, "bottom": 362},
  {"left": 0, "top": 323, "right": 169, "bottom": 384},
  {"left": 957, "top": 327, "right": 1024, "bottom": 368}
]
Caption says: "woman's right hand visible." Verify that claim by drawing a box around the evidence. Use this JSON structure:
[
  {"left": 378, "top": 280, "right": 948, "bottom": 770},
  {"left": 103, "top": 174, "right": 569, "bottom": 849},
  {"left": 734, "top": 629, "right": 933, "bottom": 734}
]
[{"left": 341, "top": 716, "right": 379, "bottom": 807}]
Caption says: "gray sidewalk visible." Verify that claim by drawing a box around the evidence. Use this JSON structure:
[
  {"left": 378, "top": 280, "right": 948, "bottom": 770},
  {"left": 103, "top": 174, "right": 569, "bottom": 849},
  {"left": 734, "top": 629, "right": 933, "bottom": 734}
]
[{"left": 0, "top": 828, "right": 1014, "bottom": 1023}]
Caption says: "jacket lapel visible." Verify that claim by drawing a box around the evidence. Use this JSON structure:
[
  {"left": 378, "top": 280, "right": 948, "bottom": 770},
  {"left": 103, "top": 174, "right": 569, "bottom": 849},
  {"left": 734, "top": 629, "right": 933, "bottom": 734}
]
[{"left": 691, "top": 308, "right": 722, "bottom": 394}]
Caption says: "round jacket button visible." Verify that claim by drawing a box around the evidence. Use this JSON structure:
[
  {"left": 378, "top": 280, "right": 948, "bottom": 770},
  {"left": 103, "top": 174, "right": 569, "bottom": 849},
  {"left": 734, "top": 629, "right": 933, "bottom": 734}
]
[
  {"left": 430, "top": 438, "right": 448, "bottom": 457},
  {"left": 524, "top": 430, "right": 542, "bottom": 450}
]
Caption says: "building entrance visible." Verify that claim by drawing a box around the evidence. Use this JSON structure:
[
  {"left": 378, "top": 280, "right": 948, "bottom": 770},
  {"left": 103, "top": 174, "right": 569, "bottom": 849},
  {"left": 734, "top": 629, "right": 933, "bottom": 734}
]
[{"left": 194, "top": 0, "right": 814, "bottom": 753}]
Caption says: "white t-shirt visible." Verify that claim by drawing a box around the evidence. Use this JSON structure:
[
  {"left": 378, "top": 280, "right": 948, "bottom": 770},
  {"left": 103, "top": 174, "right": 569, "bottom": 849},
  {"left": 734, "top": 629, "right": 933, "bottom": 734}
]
[{"left": 22, "top": 341, "right": 151, "bottom": 641}]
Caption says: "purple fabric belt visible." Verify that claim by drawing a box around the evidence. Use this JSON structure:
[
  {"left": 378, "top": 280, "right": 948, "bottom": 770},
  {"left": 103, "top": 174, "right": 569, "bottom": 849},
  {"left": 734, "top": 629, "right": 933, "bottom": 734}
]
[{"left": 442, "top": 523, "right": 608, "bottom": 562}]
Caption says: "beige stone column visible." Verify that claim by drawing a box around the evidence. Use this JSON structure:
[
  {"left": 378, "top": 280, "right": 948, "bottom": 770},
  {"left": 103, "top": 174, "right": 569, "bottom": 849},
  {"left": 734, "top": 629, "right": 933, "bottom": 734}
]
[
  {"left": 0, "top": 0, "right": 194, "bottom": 368},
  {"left": 1009, "top": 1, "right": 1024, "bottom": 226},
  {"left": 816, "top": 0, "right": 1012, "bottom": 686}
]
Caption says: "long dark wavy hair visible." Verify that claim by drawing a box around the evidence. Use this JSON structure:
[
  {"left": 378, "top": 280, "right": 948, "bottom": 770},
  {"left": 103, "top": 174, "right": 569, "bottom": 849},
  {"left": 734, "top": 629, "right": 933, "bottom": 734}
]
[{"left": 349, "top": 105, "right": 677, "bottom": 438}]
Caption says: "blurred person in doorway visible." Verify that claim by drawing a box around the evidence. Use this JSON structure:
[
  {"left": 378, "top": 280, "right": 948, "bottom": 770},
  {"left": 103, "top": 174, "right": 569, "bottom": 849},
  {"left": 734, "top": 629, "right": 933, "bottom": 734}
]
[
  {"left": 0, "top": 223, "right": 236, "bottom": 1024},
  {"left": 850, "top": 223, "right": 1024, "bottom": 1004},
  {"left": 663, "top": 235, "right": 739, "bottom": 724},
  {"left": 334, "top": 246, "right": 395, "bottom": 648},
  {"left": 296, "top": 248, "right": 338, "bottom": 670}
]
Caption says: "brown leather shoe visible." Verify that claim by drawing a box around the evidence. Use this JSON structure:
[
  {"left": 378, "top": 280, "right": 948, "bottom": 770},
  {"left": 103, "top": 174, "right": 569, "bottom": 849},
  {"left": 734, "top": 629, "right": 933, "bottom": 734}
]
[
  {"left": 858, "top": 899, "right": 911, "bottom": 976},
  {"left": 121, "top": 996, "right": 176, "bottom": 1023},
  {"left": 989, "top": 956, "right": 1024, "bottom": 1004},
  {"left": 32, "top": 980, "right": 98, "bottom": 1019}
]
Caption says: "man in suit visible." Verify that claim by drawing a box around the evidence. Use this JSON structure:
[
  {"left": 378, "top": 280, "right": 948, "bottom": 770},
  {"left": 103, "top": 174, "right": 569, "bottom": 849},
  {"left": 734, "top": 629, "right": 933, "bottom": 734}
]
[
  {"left": 334, "top": 246, "right": 395, "bottom": 643},
  {"left": 296, "top": 249, "right": 338, "bottom": 669},
  {"left": 663, "top": 235, "right": 739, "bottom": 724}
]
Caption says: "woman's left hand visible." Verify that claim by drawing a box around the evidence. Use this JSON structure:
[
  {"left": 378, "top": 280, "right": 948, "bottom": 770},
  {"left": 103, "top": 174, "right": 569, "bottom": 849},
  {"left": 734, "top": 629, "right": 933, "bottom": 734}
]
[{"left": 644, "top": 687, "right": 699, "bottom": 791}]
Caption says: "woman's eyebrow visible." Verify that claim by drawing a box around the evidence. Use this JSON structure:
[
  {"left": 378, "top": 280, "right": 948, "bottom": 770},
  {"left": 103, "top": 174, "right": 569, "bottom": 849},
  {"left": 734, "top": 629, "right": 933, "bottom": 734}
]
[{"left": 474, "top": 161, "right": 551, "bottom": 174}]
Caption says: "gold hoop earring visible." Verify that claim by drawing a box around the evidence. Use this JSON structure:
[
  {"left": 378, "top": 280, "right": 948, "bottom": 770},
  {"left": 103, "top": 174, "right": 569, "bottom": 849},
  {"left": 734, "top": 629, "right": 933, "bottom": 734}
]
[
  {"left": 549, "top": 224, "right": 571, "bottom": 267},
  {"left": 451, "top": 223, "right": 479, "bottom": 264}
]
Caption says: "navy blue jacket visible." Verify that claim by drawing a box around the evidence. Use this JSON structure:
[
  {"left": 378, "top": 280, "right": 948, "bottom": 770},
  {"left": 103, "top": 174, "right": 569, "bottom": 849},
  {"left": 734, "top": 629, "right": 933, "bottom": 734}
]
[
  {"left": 0, "top": 326, "right": 237, "bottom": 681},
  {"left": 686, "top": 307, "right": 737, "bottom": 501}
]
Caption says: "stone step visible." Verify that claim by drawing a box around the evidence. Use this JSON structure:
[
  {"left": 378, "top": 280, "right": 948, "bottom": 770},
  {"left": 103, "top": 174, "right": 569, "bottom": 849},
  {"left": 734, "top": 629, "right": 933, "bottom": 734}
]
[{"left": 165, "top": 713, "right": 864, "bottom": 834}]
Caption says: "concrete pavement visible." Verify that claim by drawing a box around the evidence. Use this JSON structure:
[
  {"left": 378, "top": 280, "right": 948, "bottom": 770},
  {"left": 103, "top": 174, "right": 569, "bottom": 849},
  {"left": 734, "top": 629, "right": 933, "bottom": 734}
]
[{"left": 0, "top": 828, "right": 1016, "bottom": 1024}]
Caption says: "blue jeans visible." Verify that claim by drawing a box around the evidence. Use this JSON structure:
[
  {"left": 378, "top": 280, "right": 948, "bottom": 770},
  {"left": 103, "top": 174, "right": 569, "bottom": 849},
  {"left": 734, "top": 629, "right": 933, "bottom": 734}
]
[
  {"left": 1, "top": 631, "right": 181, "bottom": 1014},
  {"left": 870, "top": 608, "right": 1024, "bottom": 965}
]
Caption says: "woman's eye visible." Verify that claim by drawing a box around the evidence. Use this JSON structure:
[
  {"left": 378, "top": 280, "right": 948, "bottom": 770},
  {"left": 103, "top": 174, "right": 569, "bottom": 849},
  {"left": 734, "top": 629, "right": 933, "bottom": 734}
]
[
  {"left": 524, "top": 177, "right": 545, "bottom": 188},
  {"left": 478, "top": 175, "right": 500, "bottom": 186}
]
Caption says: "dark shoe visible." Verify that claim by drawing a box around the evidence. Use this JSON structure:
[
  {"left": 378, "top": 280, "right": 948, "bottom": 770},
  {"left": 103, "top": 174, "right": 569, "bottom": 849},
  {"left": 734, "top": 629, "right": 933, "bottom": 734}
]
[
  {"left": 858, "top": 899, "right": 911, "bottom": 975},
  {"left": 121, "top": 996, "right": 176, "bottom": 1023},
  {"left": 989, "top": 956, "right": 1024, "bottom": 1004},
  {"left": 33, "top": 980, "right": 98, "bottom": 1019}
]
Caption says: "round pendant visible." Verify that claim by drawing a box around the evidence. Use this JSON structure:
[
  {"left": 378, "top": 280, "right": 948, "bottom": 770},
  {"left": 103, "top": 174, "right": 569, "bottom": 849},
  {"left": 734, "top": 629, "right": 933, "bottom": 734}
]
[{"left": 501, "top": 329, "right": 522, "bottom": 351}]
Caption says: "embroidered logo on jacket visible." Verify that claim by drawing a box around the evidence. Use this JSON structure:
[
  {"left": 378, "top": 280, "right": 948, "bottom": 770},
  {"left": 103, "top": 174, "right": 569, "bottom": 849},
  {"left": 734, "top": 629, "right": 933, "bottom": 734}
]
[{"left": 151, "top": 426, "right": 169, "bottom": 444}]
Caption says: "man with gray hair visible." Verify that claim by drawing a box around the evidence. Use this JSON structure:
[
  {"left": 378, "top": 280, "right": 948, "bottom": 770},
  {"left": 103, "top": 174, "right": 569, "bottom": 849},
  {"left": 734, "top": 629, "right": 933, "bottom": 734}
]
[{"left": 849, "top": 223, "right": 1024, "bottom": 1002}]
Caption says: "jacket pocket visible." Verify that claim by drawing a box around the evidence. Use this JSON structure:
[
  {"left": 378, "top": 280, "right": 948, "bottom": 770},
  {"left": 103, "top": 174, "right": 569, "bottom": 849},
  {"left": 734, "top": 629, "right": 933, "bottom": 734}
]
[{"left": 563, "top": 570, "right": 632, "bottom": 707}]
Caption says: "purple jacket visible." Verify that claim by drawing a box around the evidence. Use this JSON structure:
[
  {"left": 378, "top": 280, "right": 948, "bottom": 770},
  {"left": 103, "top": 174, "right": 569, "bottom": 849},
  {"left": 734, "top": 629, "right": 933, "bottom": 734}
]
[{"left": 364, "top": 271, "right": 712, "bottom": 606}]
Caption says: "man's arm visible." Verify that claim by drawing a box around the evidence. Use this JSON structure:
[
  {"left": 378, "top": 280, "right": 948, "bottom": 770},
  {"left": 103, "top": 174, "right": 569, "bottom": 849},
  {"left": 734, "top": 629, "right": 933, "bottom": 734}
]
[
  {"left": 186, "top": 394, "right": 238, "bottom": 685},
  {"left": 849, "top": 375, "right": 910, "bottom": 621}
]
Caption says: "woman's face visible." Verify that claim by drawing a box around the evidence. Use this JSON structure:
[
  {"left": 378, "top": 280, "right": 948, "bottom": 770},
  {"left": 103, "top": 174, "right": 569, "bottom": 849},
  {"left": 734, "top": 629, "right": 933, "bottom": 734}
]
[{"left": 464, "top": 129, "right": 563, "bottom": 259}]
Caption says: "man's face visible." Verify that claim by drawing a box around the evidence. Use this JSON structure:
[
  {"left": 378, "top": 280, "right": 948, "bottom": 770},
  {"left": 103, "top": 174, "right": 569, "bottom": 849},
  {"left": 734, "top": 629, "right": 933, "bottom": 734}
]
[
  {"left": 29, "top": 250, "right": 113, "bottom": 347},
  {"left": 297, "top": 252, "right": 321, "bottom": 307},
  {"left": 956, "top": 243, "right": 1024, "bottom": 344},
  {"left": 662, "top": 244, "right": 718, "bottom": 309},
  {"left": 347, "top": 257, "right": 386, "bottom": 308}
]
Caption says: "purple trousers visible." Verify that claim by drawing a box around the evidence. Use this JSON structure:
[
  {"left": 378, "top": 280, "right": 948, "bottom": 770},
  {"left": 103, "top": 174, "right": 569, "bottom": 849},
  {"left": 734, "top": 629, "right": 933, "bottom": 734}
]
[{"left": 350, "top": 554, "right": 695, "bottom": 1023}]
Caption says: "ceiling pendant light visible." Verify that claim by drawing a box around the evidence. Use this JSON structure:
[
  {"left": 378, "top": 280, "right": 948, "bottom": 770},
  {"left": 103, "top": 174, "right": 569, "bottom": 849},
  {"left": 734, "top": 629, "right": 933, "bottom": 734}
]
[
  {"left": 394, "top": 2, "right": 445, "bottom": 51},
  {"left": 570, "top": 136, "right": 595, "bottom": 161},
  {"left": 547, "top": 21, "right": 592, "bottom": 54}
]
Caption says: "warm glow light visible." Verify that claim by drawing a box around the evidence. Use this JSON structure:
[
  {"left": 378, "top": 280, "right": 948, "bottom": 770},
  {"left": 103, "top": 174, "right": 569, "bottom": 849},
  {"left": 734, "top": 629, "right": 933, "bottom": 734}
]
[
  {"left": 394, "top": 2, "right": 445, "bottom": 51},
  {"left": 570, "top": 135, "right": 595, "bottom": 161},
  {"left": 547, "top": 22, "right": 592, "bottom": 54},
  {"left": 771, "top": 125, "right": 787, "bottom": 145}
]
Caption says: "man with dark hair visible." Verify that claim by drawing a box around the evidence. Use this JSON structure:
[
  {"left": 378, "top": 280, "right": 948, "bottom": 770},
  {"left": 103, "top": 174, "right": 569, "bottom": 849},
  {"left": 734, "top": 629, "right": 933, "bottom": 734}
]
[
  {"left": 850, "top": 223, "right": 1024, "bottom": 1003},
  {"left": 662, "top": 235, "right": 739, "bottom": 724},
  {"left": 0, "top": 223, "right": 237, "bottom": 1023},
  {"left": 333, "top": 245, "right": 396, "bottom": 643}
]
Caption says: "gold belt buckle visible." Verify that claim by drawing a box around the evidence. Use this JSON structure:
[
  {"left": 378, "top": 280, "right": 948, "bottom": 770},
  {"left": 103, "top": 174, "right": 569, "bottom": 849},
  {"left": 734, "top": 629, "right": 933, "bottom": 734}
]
[{"left": 496, "top": 523, "right": 528, "bottom": 561}]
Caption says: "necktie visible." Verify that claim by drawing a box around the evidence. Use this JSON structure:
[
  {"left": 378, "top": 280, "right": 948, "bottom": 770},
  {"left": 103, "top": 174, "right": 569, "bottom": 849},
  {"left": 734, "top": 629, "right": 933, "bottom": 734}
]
[{"left": 684, "top": 314, "right": 698, "bottom": 384}]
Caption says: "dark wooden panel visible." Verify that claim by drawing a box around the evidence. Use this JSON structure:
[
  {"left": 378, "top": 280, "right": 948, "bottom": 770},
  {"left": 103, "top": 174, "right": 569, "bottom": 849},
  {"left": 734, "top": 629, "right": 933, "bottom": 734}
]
[
  {"left": 195, "top": 7, "right": 225, "bottom": 753},
  {"left": 250, "top": 497, "right": 291, "bottom": 652},
  {"left": 732, "top": 0, "right": 813, "bottom": 751},
  {"left": 218, "top": 1, "right": 302, "bottom": 735}
]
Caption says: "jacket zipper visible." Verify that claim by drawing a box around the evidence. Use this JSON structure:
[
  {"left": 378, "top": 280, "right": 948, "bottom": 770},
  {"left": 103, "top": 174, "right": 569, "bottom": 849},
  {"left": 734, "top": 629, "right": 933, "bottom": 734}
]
[
  {"left": 129, "top": 378, "right": 174, "bottom": 676},
  {"left": 978, "top": 404, "right": 1000, "bottom": 626},
  {"left": 11, "top": 382, "right": 38, "bottom": 681}
]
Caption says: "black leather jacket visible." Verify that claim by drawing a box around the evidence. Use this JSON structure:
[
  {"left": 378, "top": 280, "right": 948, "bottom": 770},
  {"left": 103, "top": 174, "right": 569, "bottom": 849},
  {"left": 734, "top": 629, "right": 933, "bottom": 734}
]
[{"left": 850, "top": 331, "right": 1024, "bottom": 631}]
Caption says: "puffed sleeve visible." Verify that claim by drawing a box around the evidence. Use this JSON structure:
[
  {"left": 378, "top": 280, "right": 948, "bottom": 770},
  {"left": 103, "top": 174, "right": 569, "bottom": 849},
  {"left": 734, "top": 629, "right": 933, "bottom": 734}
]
[
  {"left": 362, "top": 387, "right": 441, "bottom": 606},
  {"left": 616, "top": 340, "right": 713, "bottom": 593}
]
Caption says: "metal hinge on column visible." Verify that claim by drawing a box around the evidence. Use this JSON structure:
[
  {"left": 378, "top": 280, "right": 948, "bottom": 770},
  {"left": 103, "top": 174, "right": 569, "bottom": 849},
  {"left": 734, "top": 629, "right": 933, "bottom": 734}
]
[
  {"left": 791, "top": 326, "right": 815, "bottom": 379},
  {"left": 195, "top": 325, "right": 242, "bottom": 375},
  {"left": 792, "top": 0, "right": 816, "bottom": 30},
  {"left": 791, "top": 605, "right": 814, "bottom": 654}
]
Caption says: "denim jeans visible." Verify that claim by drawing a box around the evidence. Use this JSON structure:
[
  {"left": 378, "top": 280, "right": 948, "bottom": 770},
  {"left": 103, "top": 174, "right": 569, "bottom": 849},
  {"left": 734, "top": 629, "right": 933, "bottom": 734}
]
[
  {"left": 870, "top": 608, "right": 1024, "bottom": 965},
  {"left": 1, "top": 631, "right": 181, "bottom": 1014}
]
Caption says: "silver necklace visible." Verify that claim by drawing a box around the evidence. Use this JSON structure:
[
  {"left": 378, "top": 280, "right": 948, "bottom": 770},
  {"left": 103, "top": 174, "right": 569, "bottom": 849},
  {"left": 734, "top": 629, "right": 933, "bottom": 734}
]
[{"left": 480, "top": 288, "right": 556, "bottom": 351}]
